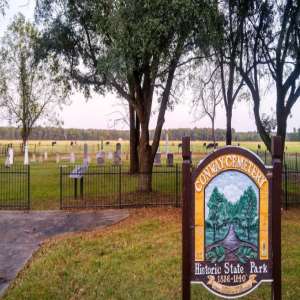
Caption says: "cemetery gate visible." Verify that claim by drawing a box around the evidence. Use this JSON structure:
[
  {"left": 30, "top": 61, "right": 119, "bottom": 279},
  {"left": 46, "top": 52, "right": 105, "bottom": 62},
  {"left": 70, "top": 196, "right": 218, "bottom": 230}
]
[{"left": 0, "top": 165, "right": 30, "bottom": 210}]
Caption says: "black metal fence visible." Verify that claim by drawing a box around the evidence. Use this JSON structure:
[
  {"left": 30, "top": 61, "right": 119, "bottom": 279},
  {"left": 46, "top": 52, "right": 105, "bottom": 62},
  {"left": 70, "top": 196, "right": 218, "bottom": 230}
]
[
  {"left": 0, "top": 165, "right": 30, "bottom": 210},
  {"left": 60, "top": 165, "right": 181, "bottom": 209},
  {"left": 257, "top": 151, "right": 300, "bottom": 207}
]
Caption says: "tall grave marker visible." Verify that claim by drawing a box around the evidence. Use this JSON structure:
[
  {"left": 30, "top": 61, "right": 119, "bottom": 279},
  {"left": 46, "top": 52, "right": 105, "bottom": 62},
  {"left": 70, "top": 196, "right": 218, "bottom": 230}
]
[{"left": 181, "top": 136, "right": 282, "bottom": 300}]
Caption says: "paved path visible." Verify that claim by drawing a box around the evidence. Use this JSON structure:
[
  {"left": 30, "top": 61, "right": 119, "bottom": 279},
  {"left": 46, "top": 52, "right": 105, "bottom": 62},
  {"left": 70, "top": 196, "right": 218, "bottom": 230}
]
[{"left": 0, "top": 210, "right": 129, "bottom": 297}]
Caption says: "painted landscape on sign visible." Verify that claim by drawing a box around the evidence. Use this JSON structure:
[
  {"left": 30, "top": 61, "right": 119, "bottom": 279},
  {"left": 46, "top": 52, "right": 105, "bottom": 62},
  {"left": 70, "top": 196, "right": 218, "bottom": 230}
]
[{"left": 204, "top": 171, "right": 259, "bottom": 264}]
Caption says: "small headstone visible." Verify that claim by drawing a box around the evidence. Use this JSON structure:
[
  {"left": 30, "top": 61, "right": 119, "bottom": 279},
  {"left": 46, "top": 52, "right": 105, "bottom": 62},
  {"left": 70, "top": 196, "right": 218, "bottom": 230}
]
[
  {"left": 154, "top": 152, "right": 161, "bottom": 166},
  {"left": 167, "top": 153, "right": 174, "bottom": 167},
  {"left": 8, "top": 147, "right": 14, "bottom": 165},
  {"left": 114, "top": 143, "right": 122, "bottom": 165},
  {"left": 83, "top": 143, "right": 89, "bottom": 165},
  {"left": 96, "top": 151, "right": 105, "bottom": 165},
  {"left": 108, "top": 151, "right": 113, "bottom": 160},
  {"left": 70, "top": 152, "right": 75, "bottom": 164},
  {"left": 116, "top": 142, "right": 121, "bottom": 154},
  {"left": 113, "top": 151, "right": 121, "bottom": 165}
]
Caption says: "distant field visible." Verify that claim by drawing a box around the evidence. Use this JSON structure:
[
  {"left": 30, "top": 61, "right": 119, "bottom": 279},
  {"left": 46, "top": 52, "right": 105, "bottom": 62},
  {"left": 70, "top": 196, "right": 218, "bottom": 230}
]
[{"left": 1, "top": 139, "right": 300, "bottom": 155}]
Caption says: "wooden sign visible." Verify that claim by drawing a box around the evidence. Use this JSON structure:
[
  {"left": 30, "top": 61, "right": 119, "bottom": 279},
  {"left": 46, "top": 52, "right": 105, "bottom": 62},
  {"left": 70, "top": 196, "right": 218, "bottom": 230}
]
[{"left": 182, "top": 137, "right": 282, "bottom": 300}]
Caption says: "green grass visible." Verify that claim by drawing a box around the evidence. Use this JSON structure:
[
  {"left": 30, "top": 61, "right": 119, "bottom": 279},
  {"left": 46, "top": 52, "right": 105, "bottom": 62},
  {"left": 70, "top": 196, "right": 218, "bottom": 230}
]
[
  {"left": 1, "top": 140, "right": 300, "bottom": 155},
  {"left": 3, "top": 208, "right": 300, "bottom": 300}
]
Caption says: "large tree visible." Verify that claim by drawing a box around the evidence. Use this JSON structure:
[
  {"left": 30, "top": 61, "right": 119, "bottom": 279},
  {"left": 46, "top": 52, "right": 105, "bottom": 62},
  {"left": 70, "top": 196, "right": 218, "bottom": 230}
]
[
  {"left": 238, "top": 0, "right": 300, "bottom": 153},
  {"left": 0, "top": 14, "right": 70, "bottom": 146},
  {"left": 36, "top": 0, "right": 211, "bottom": 191}
]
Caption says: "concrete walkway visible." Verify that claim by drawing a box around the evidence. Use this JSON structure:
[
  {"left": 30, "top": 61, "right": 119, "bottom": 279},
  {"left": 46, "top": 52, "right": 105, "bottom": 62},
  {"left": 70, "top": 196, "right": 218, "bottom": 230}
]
[{"left": 0, "top": 210, "right": 129, "bottom": 297}]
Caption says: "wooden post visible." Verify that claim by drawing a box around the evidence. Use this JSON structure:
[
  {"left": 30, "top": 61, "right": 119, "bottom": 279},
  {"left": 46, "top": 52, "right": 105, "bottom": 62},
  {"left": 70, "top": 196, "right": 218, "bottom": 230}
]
[
  {"left": 271, "top": 136, "right": 282, "bottom": 300},
  {"left": 182, "top": 136, "right": 191, "bottom": 300}
]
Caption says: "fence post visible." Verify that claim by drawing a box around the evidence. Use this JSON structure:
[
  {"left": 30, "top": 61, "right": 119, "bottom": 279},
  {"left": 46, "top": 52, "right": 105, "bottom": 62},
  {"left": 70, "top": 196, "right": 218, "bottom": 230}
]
[
  {"left": 60, "top": 166, "right": 63, "bottom": 209},
  {"left": 182, "top": 136, "right": 191, "bottom": 300},
  {"left": 119, "top": 165, "right": 122, "bottom": 208},
  {"left": 296, "top": 153, "right": 298, "bottom": 170},
  {"left": 271, "top": 136, "right": 282, "bottom": 300},
  {"left": 176, "top": 164, "right": 179, "bottom": 207}
]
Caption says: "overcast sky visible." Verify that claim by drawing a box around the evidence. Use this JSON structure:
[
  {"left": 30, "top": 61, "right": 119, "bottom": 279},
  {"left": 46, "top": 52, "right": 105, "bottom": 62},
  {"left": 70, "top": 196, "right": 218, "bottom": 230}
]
[{"left": 0, "top": 0, "right": 299, "bottom": 132}]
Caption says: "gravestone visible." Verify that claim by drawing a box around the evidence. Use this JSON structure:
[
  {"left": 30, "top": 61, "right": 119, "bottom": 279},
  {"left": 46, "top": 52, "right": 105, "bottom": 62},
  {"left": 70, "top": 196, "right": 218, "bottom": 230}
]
[
  {"left": 116, "top": 142, "right": 121, "bottom": 154},
  {"left": 8, "top": 147, "right": 14, "bottom": 165},
  {"left": 24, "top": 144, "right": 29, "bottom": 165},
  {"left": 96, "top": 151, "right": 105, "bottom": 165},
  {"left": 83, "top": 143, "right": 89, "bottom": 165},
  {"left": 70, "top": 152, "right": 76, "bottom": 164},
  {"left": 5, "top": 147, "right": 13, "bottom": 167},
  {"left": 154, "top": 152, "right": 161, "bottom": 166},
  {"left": 167, "top": 153, "right": 174, "bottom": 167},
  {"left": 113, "top": 143, "right": 122, "bottom": 165},
  {"left": 108, "top": 152, "right": 113, "bottom": 160}
]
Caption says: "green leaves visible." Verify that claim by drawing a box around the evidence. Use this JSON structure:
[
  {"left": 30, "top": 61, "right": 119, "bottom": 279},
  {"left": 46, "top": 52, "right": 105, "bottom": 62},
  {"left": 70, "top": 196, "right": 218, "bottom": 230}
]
[{"left": 206, "top": 246, "right": 225, "bottom": 263}]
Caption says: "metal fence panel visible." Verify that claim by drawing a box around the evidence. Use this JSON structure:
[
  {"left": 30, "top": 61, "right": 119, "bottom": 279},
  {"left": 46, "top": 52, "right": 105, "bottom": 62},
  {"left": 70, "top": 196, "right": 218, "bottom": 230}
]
[
  {"left": 0, "top": 165, "right": 30, "bottom": 210},
  {"left": 60, "top": 165, "right": 181, "bottom": 209}
]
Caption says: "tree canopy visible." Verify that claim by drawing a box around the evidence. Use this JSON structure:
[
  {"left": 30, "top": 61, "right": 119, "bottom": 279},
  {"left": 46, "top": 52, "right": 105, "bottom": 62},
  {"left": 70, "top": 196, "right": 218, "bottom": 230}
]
[
  {"left": 0, "top": 14, "right": 70, "bottom": 144},
  {"left": 35, "top": 0, "right": 214, "bottom": 191}
]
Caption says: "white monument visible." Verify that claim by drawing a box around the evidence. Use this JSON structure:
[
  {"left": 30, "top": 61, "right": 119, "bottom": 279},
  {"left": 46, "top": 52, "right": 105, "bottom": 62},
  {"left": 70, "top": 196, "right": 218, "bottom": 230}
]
[{"left": 24, "top": 143, "right": 29, "bottom": 165}]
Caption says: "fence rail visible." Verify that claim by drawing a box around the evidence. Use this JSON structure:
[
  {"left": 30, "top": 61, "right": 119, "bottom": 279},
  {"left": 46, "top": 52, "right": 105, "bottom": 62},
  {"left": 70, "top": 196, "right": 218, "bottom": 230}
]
[
  {"left": 60, "top": 165, "right": 181, "bottom": 209},
  {"left": 0, "top": 165, "right": 30, "bottom": 210},
  {"left": 257, "top": 151, "right": 300, "bottom": 207}
]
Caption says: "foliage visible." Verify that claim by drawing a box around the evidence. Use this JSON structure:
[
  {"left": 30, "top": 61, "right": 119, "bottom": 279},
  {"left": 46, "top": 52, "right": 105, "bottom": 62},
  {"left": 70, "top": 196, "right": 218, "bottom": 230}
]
[
  {"left": 206, "top": 246, "right": 225, "bottom": 263},
  {"left": 207, "top": 187, "right": 229, "bottom": 242},
  {"left": 0, "top": 14, "right": 70, "bottom": 144},
  {"left": 206, "top": 185, "right": 258, "bottom": 246},
  {"left": 35, "top": 0, "right": 215, "bottom": 191},
  {"left": 236, "top": 246, "right": 257, "bottom": 264}
]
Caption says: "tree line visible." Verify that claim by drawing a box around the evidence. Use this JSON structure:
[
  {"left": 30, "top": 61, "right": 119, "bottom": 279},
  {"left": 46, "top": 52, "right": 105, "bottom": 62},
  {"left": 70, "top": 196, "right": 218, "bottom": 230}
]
[{"left": 0, "top": 126, "right": 299, "bottom": 142}]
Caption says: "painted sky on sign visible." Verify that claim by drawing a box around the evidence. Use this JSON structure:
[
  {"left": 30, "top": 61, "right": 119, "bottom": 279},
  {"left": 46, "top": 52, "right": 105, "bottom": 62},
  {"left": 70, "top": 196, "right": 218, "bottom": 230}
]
[{"left": 205, "top": 171, "right": 259, "bottom": 219}]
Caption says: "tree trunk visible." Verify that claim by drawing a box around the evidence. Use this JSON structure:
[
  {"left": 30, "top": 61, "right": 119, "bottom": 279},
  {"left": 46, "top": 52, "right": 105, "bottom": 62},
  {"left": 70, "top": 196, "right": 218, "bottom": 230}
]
[
  {"left": 253, "top": 100, "right": 272, "bottom": 152},
  {"left": 138, "top": 124, "right": 153, "bottom": 192},
  {"left": 276, "top": 114, "right": 286, "bottom": 159},
  {"left": 211, "top": 118, "right": 216, "bottom": 147},
  {"left": 225, "top": 107, "right": 232, "bottom": 145},
  {"left": 21, "top": 127, "right": 28, "bottom": 153},
  {"left": 129, "top": 104, "right": 139, "bottom": 174}
]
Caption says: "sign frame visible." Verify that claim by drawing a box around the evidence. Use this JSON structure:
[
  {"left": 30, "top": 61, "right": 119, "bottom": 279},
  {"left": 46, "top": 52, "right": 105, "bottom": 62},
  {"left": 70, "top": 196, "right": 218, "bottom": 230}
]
[{"left": 181, "top": 136, "right": 282, "bottom": 300}]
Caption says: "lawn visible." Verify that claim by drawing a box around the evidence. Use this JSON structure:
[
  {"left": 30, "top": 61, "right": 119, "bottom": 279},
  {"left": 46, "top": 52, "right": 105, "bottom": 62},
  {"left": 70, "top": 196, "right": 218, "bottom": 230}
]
[{"left": 3, "top": 208, "right": 300, "bottom": 300}]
